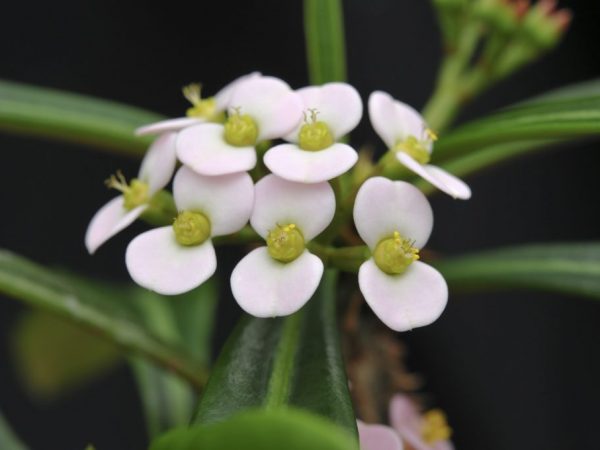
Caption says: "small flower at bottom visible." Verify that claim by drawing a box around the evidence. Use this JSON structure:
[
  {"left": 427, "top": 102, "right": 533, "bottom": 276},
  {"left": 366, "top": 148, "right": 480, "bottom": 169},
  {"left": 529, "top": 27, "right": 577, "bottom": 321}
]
[
  {"left": 230, "top": 174, "right": 335, "bottom": 317},
  {"left": 353, "top": 177, "right": 448, "bottom": 331},
  {"left": 264, "top": 82, "right": 362, "bottom": 183},
  {"left": 125, "top": 166, "right": 254, "bottom": 295},
  {"left": 357, "top": 420, "right": 404, "bottom": 450},
  {"left": 85, "top": 132, "right": 178, "bottom": 254},
  {"left": 369, "top": 91, "right": 471, "bottom": 200}
]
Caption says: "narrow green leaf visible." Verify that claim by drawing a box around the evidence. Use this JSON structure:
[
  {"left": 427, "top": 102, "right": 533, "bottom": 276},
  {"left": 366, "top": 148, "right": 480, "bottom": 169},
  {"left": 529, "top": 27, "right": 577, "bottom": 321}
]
[
  {"left": 0, "top": 412, "right": 27, "bottom": 450},
  {"left": 0, "top": 79, "right": 163, "bottom": 157},
  {"left": 435, "top": 242, "right": 600, "bottom": 299},
  {"left": 304, "top": 0, "right": 347, "bottom": 84},
  {"left": 193, "top": 271, "right": 356, "bottom": 436},
  {"left": 151, "top": 408, "right": 359, "bottom": 450}
]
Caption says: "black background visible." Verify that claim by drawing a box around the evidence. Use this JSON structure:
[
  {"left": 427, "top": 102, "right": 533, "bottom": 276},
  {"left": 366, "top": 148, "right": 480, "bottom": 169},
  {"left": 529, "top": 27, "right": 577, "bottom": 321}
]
[{"left": 1, "top": 1, "right": 599, "bottom": 449}]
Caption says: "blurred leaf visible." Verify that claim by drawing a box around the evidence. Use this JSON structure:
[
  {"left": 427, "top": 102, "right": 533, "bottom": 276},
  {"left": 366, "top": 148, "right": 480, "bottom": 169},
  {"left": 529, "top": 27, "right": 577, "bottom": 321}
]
[
  {"left": 304, "top": 0, "right": 347, "bottom": 84},
  {"left": 434, "top": 79, "right": 600, "bottom": 161},
  {"left": 151, "top": 408, "right": 359, "bottom": 450},
  {"left": 0, "top": 79, "right": 162, "bottom": 157},
  {"left": 193, "top": 271, "right": 356, "bottom": 436},
  {"left": 11, "top": 310, "right": 121, "bottom": 400},
  {"left": 0, "top": 412, "right": 27, "bottom": 450},
  {"left": 435, "top": 242, "right": 600, "bottom": 299}
]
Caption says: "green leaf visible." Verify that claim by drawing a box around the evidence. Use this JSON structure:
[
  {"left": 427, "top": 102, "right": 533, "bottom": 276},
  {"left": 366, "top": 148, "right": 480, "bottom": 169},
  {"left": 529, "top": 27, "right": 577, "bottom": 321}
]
[
  {"left": 11, "top": 310, "right": 122, "bottom": 400},
  {"left": 0, "top": 79, "right": 163, "bottom": 157},
  {"left": 435, "top": 242, "right": 600, "bottom": 299},
  {"left": 0, "top": 412, "right": 27, "bottom": 450},
  {"left": 0, "top": 249, "right": 207, "bottom": 390},
  {"left": 150, "top": 408, "right": 359, "bottom": 450},
  {"left": 193, "top": 270, "right": 357, "bottom": 436},
  {"left": 434, "top": 79, "right": 600, "bottom": 161},
  {"left": 304, "top": 0, "right": 347, "bottom": 84}
]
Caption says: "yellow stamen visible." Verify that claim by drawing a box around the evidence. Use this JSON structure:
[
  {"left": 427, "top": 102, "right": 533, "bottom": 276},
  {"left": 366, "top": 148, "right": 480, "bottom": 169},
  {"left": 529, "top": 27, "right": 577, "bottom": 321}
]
[{"left": 421, "top": 409, "right": 452, "bottom": 444}]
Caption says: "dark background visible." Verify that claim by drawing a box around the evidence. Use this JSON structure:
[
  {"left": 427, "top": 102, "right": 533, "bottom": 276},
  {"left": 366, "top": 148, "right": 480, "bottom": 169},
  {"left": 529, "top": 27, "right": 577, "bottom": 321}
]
[{"left": 1, "top": 0, "right": 599, "bottom": 449}]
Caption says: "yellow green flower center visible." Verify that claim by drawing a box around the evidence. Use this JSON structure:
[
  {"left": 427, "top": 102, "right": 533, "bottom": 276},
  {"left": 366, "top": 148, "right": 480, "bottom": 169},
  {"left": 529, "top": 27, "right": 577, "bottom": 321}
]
[
  {"left": 421, "top": 409, "right": 452, "bottom": 444},
  {"left": 172, "top": 211, "right": 211, "bottom": 246},
  {"left": 182, "top": 83, "right": 225, "bottom": 122},
  {"left": 298, "top": 109, "right": 334, "bottom": 151},
  {"left": 393, "top": 129, "right": 437, "bottom": 165},
  {"left": 223, "top": 109, "right": 259, "bottom": 147},
  {"left": 266, "top": 223, "right": 305, "bottom": 263},
  {"left": 106, "top": 171, "right": 150, "bottom": 211},
  {"left": 373, "top": 231, "right": 420, "bottom": 275}
]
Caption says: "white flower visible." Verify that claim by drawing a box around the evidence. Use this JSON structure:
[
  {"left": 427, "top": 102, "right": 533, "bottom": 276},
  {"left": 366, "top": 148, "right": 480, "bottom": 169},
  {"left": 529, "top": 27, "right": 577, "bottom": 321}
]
[
  {"left": 85, "top": 132, "right": 178, "bottom": 254},
  {"left": 125, "top": 166, "right": 254, "bottom": 295},
  {"left": 357, "top": 420, "right": 404, "bottom": 450},
  {"left": 135, "top": 72, "right": 261, "bottom": 136},
  {"left": 368, "top": 91, "right": 471, "bottom": 200},
  {"left": 176, "top": 76, "right": 304, "bottom": 176},
  {"left": 353, "top": 177, "right": 448, "bottom": 332},
  {"left": 230, "top": 174, "right": 335, "bottom": 317},
  {"left": 264, "top": 82, "right": 362, "bottom": 183}
]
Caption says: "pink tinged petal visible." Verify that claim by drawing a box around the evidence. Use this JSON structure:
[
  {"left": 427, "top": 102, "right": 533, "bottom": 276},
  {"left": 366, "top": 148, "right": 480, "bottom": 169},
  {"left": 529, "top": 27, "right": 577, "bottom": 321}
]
[
  {"left": 230, "top": 247, "right": 323, "bottom": 317},
  {"left": 173, "top": 166, "right": 254, "bottom": 237},
  {"left": 135, "top": 117, "right": 204, "bottom": 136},
  {"left": 138, "top": 132, "right": 178, "bottom": 194},
  {"left": 250, "top": 174, "right": 335, "bottom": 241},
  {"left": 229, "top": 76, "right": 304, "bottom": 141},
  {"left": 85, "top": 196, "right": 146, "bottom": 254},
  {"left": 214, "top": 71, "right": 262, "bottom": 111},
  {"left": 357, "top": 421, "right": 404, "bottom": 450},
  {"left": 285, "top": 83, "right": 363, "bottom": 141},
  {"left": 396, "top": 153, "right": 471, "bottom": 200},
  {"left": 125, "top": 226, "right": 216, "bottom": 295},
  {"left": 176, "top": 123, "right": 257, "bottom": 176},
  {"left": 359, "top": 259, "right": 448, "bottom": 332},
  {"left": 353, "top": 177, "right": 433, "bottom": 250},
  {"left": 264, "top": 142, "right": 358, "bottom": 183}
]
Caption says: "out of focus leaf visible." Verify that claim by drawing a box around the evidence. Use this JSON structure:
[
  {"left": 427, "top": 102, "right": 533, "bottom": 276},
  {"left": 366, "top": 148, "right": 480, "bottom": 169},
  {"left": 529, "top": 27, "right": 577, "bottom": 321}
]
[
  {"left": 10, "top": 310, "right": 121, "bottom": 400},
  {"left": 0, "top": 79, "right": 162, "bottom": 157},
  {"left": 0, "top": 412, "right": 27, "bottom": 450},
  {"left": 435, "top": 242, "right": 600, "bottom": 299},
  {"left": 193, "top": 271, "right": 356, "bottom": 436},
  {"left": 150, "top": 408, "right": 359, "bottom": 450}
]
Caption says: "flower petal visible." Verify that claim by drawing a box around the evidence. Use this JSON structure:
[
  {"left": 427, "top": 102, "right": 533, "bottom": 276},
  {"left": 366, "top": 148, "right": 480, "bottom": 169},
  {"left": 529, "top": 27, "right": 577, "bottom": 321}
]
[
  {"left": 135, "top": 117, "right": 204, "bottom": 136},
  {"left": 228, "top": 76, "right": 303, "bottom": 141},
  {"left": 264, "top": 142, "right": 358, "bottom": 183},
  {"left": 173, "top": 166, "right": 254, "bottom": 237},
  {"left": 214, "top": 71, "right": 262, "bottom": 111},
  {"left": 251, "top": 174, "right": 335, "bottom": 241},
  {"left": 353, "top": 176, "right": 433, "bottom": 250},
  {"left": 138, "top": 132, "right": 178, "bottom": 194},
  {"left": 357, "top": 421, "right": 404, "bottom": 450},
  {"left": 396, "top": 153, "right": 471, "bottom": 200},
  {"left": 85, "top": 196, "right": 146, "bottom": 254},
  {"left": 358, "top": 259, "right": 448, "bottom": 332},
  {"left": 230, "top": 247, "right": 323, "bottom": 317},
  {"left": 176, "top": 123, "right": 256, "bottom": 175},
  {"left": 285, "top": 83, "right": 363, "bottom": 141},
  {"left": 125, "top": 226, "right": 216, "bottom": 295}
]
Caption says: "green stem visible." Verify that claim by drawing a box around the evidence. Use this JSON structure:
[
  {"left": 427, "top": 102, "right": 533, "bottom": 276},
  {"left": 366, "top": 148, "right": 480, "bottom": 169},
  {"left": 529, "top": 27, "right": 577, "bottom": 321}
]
[{"left": 309, "top": 243, "right": 369, "bottom": 273}]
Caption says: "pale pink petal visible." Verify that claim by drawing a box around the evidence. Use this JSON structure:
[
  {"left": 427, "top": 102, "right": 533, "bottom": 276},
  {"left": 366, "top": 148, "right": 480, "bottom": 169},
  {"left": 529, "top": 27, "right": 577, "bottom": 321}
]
[
  {"left": 264, "top": 142, "right": 358, "bottom": 183},
  {"left": 359, "top": 259, "right": 448, "bottom": 332},
  {"left": 138, "top": 132, "right": 178, "bottom": 194},
  {"left": 369, "top": 91, "right": 427, "bottom": 148},
  {"left": 251, "top": 174, "right": 335, "bottom": 241},
  {"left": 285, "top": 83, "right": 363, "bottom": 141},
  {"left": 389, "top": 395, "right": 423, "bottom": 437},
  {"left": 230, "top": 247, "right": 323, "bottom": 317},
  {"left": 85, "top": 196, "right": 146, "bottom": 254},
  {"left": 173, "top": 166, "right": 253, "bottom": 237},
  {"left": 357, "top": 420, "right": 404, "bottom": 450},
  {"left": 353, "top": 177, "right": 433, "bottom": 250},
  {"left": 228, "top": 76, "right": 303, "bottom": 141},
  {"left": 135, "top": 117, "right": 204, "bottom": 136},
  {"left": 214, "top": 71, "right": 262, "bottom": 111},
  {"left": 125, "top": 226, "right": 216, "bottom": 295},
  {"left": 176, "top": 123, "right": 256, "bottom": 176}
]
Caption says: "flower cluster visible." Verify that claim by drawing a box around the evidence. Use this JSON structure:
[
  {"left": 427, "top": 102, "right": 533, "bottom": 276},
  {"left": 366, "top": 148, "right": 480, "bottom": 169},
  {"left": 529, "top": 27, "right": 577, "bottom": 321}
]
[{"left": 86, "top": 73, "right": 470, "bottom": 332}]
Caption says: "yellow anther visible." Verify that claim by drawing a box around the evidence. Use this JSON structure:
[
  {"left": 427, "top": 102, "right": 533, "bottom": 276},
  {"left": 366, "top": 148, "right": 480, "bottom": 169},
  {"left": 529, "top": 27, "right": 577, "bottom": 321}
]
[
  {"left": 393, "top": 136, "right": 431, "bottom": 165},
  {"left": 182, "top": 83, "right": 224, "bottom": 121},
  {"left": 373, "top": 231, "right": 420, "bottom": 275},
  {"left": 173, "top": 211, "right": 211, "bottom": 246},
  {"left": 267, "top": 223, "right": 305, "bottom": 263},
  {"left": 425, "top": 128, "right": 438, "bottom": 142},
  {"left": 224, "top": 109, "right": 259, "bottom": 147},
  {"left": 105, "top": 171, "right": 149, "bottom": 211},
  {"left": 421, "top": 409, "right": 452, "bottom": 444},
  {"left": 182, "top": 83, "right": 203, "bottom": 106}
]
